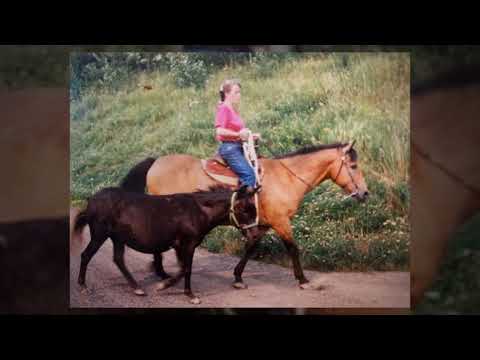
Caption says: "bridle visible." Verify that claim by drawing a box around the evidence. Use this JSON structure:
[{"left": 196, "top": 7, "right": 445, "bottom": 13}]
[
  {"left": 277, "top": 152, "right": 361, "bottom": 199},
  {"left": 333, "top": 154, "right": 360, "bottom": 198},
  {"left": 229, "top": 191, "right": 259, "bottom": 230}
]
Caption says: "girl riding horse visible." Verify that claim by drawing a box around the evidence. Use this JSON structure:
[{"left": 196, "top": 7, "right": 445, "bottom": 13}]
[{"left": 215, "top": 79, "right": 261, "bottom": 192}]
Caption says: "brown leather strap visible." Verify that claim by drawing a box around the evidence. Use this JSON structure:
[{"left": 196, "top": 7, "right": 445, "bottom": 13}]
[
  {"left": 276, "top": 159, "right": 316, "bottom": 192},
  {"left": 412, "top": 141, "right": 480, "bottom": 195}
]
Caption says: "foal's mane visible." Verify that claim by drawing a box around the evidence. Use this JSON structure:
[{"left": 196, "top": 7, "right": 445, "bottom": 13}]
[
  {"left": 193, "top": 185, "right": 233, "bottom": 197},
  {"left": 274, "top": 142, "right": 357, "bottom": 161}
]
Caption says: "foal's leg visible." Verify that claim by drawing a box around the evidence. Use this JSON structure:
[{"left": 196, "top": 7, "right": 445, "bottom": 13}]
[
  {"left": 153, "top": 252, "right": 171, "bottom": 280},
  {"left": 232, "top": 226, "right": 270, "bottom": 289},
  {"left": 156, "top": 247, "right": 186, "bottom": 291},
  {"left": 183, "top": 241, "right": 200, "bottom": 304},
  {"left": 112, "top": 241, "right": 145, "bottom": 296},
  {"left": 271, "top": 219, "right": 310, "bottom": 288},
  {"left": 78, "top": 222, "right": 108, "bottom": 290}
]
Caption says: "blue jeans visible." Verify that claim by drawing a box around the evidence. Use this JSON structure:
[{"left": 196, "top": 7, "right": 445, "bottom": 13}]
[{"left": 218, "top": 142, "right": 256, "bottom": 188}]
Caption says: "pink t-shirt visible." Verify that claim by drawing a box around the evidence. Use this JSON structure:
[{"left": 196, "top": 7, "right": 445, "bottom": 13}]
[{"left": 214, "top": 103, "right": 246, "bottom": 142}]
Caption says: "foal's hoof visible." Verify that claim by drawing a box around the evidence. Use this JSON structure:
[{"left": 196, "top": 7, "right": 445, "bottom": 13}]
[
  {"left": 79, "top": 286, "right": 91, "bottom": 295},
  {"left": 190, "top": 297, "right": 201, "bottom": 305},
  {"left": 232, "top": 282, "right": 248, "bottom": 289},
  {"left": 134, "top": 288, "right": 146, "bottom": 296}
]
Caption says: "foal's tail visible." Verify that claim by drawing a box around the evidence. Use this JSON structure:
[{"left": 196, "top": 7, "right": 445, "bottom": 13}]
[
  {"left": 70, "top": 208, "right": 90, "bottom": 254},
  {"left": 73, "top": 209, "right": 89, "bottom": 238},
  {"left": 120, "top": 157, "right": 156, "bottom": 193}
]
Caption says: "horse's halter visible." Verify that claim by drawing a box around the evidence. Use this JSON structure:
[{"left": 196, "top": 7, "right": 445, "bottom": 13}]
[
  {"left": 332, "top": 154, "right": 360, "bottom": 198},
  {"left": 229, "top": 191, "right": 259, "bottom": 230}
]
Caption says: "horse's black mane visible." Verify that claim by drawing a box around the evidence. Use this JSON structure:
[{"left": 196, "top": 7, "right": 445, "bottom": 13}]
[{"left": 274, "top": 142, "right": 357, "bottom": 161}]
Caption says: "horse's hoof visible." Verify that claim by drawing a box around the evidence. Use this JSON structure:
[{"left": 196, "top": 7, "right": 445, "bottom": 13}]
[
  {"left": 232, "top": 282, "right": 248, "bottom": 289},
  {"left": 190, "top": 297, "right": 201, "bottom": 305},
  {"left": 134, "top": 288, "right": 146, "bottom": 296},
  {"left": 156, "top": 281, "right": 169, "bottom": 291},
  {"left": 299, "top": 282, "right": 312, "bottom": 290}
]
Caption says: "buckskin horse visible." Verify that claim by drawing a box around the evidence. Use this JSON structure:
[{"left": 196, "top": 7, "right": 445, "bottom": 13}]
[
  {"left": 120, "top": 141, "right": 369, "bottom": 290},
  {"left": 72, "top": 185, "right": 259, "bottom": 304}
]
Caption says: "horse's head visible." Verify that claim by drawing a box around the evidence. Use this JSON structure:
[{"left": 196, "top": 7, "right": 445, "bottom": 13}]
[{"left": 329, "top": 141, "right": 369, "bottom": 202}]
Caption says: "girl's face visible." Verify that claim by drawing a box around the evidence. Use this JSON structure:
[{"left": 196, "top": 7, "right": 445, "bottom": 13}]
[{"left": 226, "top": 84, "right": 241, "bottom": 104}]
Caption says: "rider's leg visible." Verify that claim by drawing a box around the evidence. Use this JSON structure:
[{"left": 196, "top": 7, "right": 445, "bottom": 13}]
[{"left": 218, "top": 142, "right": 256, "bottom": 189}]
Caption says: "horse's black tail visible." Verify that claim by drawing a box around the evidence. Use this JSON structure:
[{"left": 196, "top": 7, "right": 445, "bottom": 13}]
[{"left": 120, "top": 157, "right": 156, "bottom": 193}]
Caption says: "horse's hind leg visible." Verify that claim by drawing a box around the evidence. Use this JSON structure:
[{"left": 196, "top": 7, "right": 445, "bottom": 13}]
[
  {"left": 112, "top": 241, "right": 145, "bottom": 296},
  {"left": 153, "top": 252, "right": 171, "bottom": 280},
  {"left": 78, "top": 222, "right": 108, "bottom": 290}
]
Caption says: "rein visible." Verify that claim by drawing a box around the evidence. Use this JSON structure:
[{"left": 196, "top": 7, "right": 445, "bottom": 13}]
[
  {"left": 242, "top": 132, "right": 262, "bottom": 186},
  {"left": 277, "top": 159, "right": 316, "bottom": 191},
  {"left": 262, "top": 142, "right": 315, "bottom": 191},
  {"left": 263, "top": 142, "right": 359, "bottom": 198},
  {"left": 333, "top": 155, "right": 360, "bottom": 198},
  {"left": 412, "top": 141, "right": 480, "bottom": 196}
]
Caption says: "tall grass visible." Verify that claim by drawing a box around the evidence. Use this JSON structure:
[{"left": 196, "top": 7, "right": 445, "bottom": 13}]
[{"left": 70, "top": 53, "right": 410, "bottom": 271}]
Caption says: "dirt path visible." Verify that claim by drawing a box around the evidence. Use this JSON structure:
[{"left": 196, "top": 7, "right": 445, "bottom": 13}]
[{"left": 70, "top": 222, "right": 410, "bottom": 309}]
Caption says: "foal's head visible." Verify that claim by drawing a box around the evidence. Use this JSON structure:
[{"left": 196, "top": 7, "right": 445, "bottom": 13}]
[
  {"left": 230, "top": 185, "right": 261, "bottom": 228},
  {"left": 329, "top": 141, "right": 369, "bottom": 202},
  {"left": 200, "top": 185, "right": 260, "bottom": 227}
]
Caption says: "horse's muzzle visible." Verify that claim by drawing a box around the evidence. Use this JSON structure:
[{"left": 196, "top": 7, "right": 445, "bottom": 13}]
[
  {"left": 348, "top": 190, "right": 368, "bottom": 202},
  {"left": 356, "top": 191, "right": 369, "bottom": 202}
]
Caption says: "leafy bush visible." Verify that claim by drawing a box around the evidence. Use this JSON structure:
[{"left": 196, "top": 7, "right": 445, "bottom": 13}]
[{"left": 165, "top": 53, "right": 210, "bottom": 89}]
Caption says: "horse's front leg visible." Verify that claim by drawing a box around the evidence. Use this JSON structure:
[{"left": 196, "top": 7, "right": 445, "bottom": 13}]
[
  {"left": 233, "top": 225, "right": 270, "bottom": 289},
  {"left": 271, "top": 219, "right": 310, "bottom": 288}
]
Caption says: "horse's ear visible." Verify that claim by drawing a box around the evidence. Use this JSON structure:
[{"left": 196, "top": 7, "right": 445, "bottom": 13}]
[{"left": 342, "top": 141, "right": 354, "bottom": 154}]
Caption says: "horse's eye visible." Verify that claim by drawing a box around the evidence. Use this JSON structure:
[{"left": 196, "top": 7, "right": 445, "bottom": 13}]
[{"left": 351, "top": 165, "right": 357, "bottom": 170}]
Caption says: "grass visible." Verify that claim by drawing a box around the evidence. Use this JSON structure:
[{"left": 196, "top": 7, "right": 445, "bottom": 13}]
[
  {"left": 415, "top": 214, "right": 480, "bottom": 314},
  {"left": 70, "top": 53, "right": 410, "bottom": 272}
]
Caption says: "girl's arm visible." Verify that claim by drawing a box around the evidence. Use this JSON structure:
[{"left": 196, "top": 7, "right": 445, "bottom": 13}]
[{"left": 216, "top": 127, "right": 250, "bottom": 141}]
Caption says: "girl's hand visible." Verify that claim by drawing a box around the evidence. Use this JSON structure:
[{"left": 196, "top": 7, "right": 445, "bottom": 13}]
[{"left": 239, "top": 128, "right": 250, "bottom": 141}]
